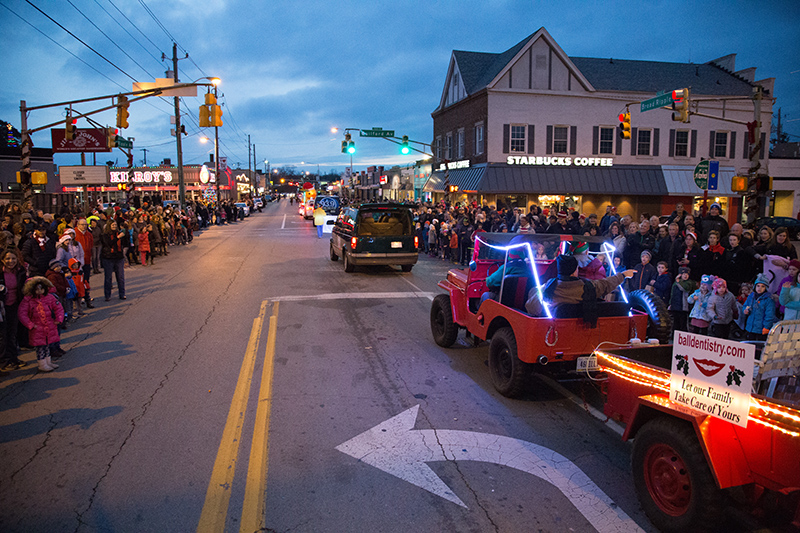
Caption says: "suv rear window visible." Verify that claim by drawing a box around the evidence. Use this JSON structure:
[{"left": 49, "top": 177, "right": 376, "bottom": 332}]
[{"left": 356, "top": 209, "right": 412, "bottom": 236}]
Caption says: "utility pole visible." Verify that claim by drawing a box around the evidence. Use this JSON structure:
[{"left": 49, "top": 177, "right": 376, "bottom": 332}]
[
  {"left": 247, "top": 134, "right": 252, "bottom": 198},
  {"left": 213, "top": 82, "right": 220, "bottom": 206},
  {"left": 172, "top": 43, "right": 186, "bottom": 208},
  {"left": 140, "top": 147, "right": 148, "bottom": 166},
  {"left": 253, "top": 143, "right": 258, "bottom": 195},
  {"left": 19, "top": 100, "right": 32, "bottom": 204}
]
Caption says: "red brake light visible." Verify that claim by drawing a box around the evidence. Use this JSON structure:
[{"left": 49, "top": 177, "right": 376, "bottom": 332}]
[
  {"left": 414, "top": 235, "right": 419, "bottom": 248},
  {"left": 350, "top": 236, "right": 357, "bottom": 249}
]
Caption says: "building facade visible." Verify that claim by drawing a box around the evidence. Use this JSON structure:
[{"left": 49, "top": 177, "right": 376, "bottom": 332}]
[{"left": 429, "top": 27, "right": 776, "bottom": 222}]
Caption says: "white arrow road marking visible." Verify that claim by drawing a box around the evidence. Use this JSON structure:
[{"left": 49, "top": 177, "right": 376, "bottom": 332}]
[{"left": 336, "top": 405, "right": 644, "bottom": 533}]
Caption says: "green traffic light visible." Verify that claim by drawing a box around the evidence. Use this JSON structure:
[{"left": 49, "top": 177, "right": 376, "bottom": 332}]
[
  {"left": 400, "top": 145, "right": 410, "bottom": 155},
  {"left": 347, "top": 142, "right": 355, "bottom": 154}
]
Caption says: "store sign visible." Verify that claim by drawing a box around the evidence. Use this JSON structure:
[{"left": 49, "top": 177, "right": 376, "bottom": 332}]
[
  {"left": 379, "top": 175, "right": 388, "bottom": 184},
  {"left": 51, "top": 128, "right": 108, "bottom": 153},
  {"left": 506, "top": 156, "right": 614, "bottom": 167},
  {"left": 670, "top": 331, "right": 755, "bottom": 428},
  {"left": 437, "top": 160, "right": 470, "bottom": 171},
  {"left": 59, "top": 165, "right": 109, "bottom": 184},
  {"left": 109, "top": 170, "right": 175, "bottom": 184}
]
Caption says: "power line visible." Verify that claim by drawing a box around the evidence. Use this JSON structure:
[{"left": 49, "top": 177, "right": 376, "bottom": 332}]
[
  {"left": 136, "top": 0, "right": 176, "bottom": 44},
  {"left": 105, "top": 0, "right": 164, "bottom": 60},
  {"left": 24, "top": 0, "right": 137, "bottom": 82},
  {"left": 92, "top": 0, "right": 163, "bottom": 67},
  {"left": 66, "top": 0, "right": 159, "bottom": 80}
]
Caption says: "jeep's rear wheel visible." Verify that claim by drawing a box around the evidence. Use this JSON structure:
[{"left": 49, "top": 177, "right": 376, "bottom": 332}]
[
  {"left": 430, "top": 294, "right": 458, "bottom": 347},
  {"left": 330, "top": 242, "right": 338, "bottom": 261},
  {"left": 488, "top": 327, "right": 528, "bottom": 398}
]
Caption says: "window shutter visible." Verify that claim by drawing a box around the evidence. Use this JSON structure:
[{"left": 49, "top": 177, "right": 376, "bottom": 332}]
[
  {"left": 760, "top": 132, "right": 766, "bottom": 159},
  {"left": 503, "top": 124, "right": 509, "bottom": 154},
  {"left": 668, "top": 129, "right": 675, "bottom": 157},
  {"left": 709, "top": 131, "right": 715, "bottom": 158},
  {"left": 569, "top": 126, "right": 577, "bottom": 155},
  {"left": 729, "top": 131, "right": 736, "bottom": 159},
  {"left": 653, "top": 128, "right": 660, "bottom": 157},
  {"left": 528, "top": 125, "right": 535, "bottom": 154},
  {"left": 592, "top": 126, "right": 599, "bottom": 155},
  {"left": 690, "top": 130, "right": 697, "bottom": 158},
  {"left": 630, "top": 128, "right": 637, "bottom": 155},
  {"left": 615, "top": 132, "right": 622, "bottom": 155},
  {"left": 546, "top": 125, "right": 553, "bottom": 155}
]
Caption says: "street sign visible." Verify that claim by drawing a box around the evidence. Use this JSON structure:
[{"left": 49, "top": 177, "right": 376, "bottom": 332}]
[
  {"left": 694, "top": 160, "right": 719, "bottom": 190},
  {"left": 116, "top": 136, "right": 133, "bottom": 149},
  {"left": 360, "top": 128, "right": 395, "bottom": 138},
  {"left": 640, "top": 93, "right": 674, "bottom": 112}
]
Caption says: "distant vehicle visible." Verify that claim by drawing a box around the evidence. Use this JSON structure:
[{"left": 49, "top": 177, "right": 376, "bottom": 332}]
[
  {"left": 253, "top": 198, "right": 263, "bottom": 208},
  {"left": 234, "top": 202, "right": 250, "bottom": 217},
  {"left": 329, "top": 203, "right": 418, "bottom": 273},
  {"left": 314, "top": 195, "right": 341, "bottom": 215},
  {"left": 748, "top": 216, "right": 800, "bottom": 240}
]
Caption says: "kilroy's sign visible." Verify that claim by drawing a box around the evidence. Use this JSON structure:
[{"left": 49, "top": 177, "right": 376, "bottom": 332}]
[{"left": 51, "top": 128, "right": 107, "bottom": 153}]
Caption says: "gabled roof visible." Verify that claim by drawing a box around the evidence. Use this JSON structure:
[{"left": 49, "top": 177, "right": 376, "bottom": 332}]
[
  {"left": 569, "top": 57, "right": 756, "bottom": 96},
  {"left": 454, "top": 31, "right": 532, "bottom": 94}
]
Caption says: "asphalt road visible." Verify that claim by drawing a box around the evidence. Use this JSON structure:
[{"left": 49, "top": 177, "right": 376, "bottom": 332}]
[{"left": 0, "top": 200, "right": 776, "bottom": 533}]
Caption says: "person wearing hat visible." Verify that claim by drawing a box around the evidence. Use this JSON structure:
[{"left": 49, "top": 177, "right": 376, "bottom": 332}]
[
  {"left": 742, "top": 274, "right": 777, "bottom": 340},
  {"left": 668, "top": 266, "right": 697, "bottom": 332},
  {"left": 20, "top": 212, "right": 35, "bottom": 236},
  {"left": 526, "top": 254, "right": 635, "bottom": 326},
  {"left": 546, "top": 211, "right": 570, "bottom": 235},
  {"left": 779, "top": 266, "right": 800, "bottom": 321},
  {"left": 708, "top": 278, "right": 738, "bottom": 339},
  {"left": 687, "top": 275, "right": 716, "bottom": 335},
  {"left": 700, "top": 202, "right": 729, "bottom": 245},
  {"left": 21, "top": 226, "right": 57, "bottom": 277},
  {"left": 55, "top": 229, "right": 85, "bottom": 272},
  {"left": 628, "top": 250, "right": 658, "bottom": 292}
]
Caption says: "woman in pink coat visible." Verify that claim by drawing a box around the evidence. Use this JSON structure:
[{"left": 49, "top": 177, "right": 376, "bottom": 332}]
[{"left": 18, "top": 276, "right": 64, "bottom": 372}]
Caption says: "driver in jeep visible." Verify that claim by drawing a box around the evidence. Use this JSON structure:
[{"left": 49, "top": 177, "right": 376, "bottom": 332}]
[{"left": 526, "top": 254, "right": 635, "bottom": 327}]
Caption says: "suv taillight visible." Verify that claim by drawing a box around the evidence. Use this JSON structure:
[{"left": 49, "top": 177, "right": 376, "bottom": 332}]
[
  {"left": 350, "top": 236, "right": 357, "bottom": 250},
  {"left": 414, "top": 235, "right": 419, "bottom": 249}
]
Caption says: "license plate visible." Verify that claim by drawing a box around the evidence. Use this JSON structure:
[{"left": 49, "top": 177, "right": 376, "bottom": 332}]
[
  {"left": 576, "top": 356, "right": 600, "bottom": 372},
  {"left": 391, "top": 241, "right": 402, "bottom": 248}
]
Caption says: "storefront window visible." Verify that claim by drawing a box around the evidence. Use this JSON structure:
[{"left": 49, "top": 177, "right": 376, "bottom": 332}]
[
  {"left": 537, "top": 194, "right": 581, "bottom": 213},
  {"left": 496, "top": 195, "right": 527, "bottom": 210},
  {"left": 692, "top": 196, "right": 729, "bottom": 216}
]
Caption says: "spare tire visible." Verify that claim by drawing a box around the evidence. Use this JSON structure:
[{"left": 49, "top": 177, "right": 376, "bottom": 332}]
[{"left": 629, "top": 289, "right": 672, "bottom": 344}]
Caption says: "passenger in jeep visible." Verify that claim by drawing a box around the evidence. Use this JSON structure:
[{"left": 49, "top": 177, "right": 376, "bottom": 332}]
[{"left": 526, "top": 254, "right": 635, "bottom": 326}]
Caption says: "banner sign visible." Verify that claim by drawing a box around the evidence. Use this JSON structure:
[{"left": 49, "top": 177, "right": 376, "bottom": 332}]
[
  {"left": 51, "top": 128, "right": 108, "bottom": 153},
  {"left": 670, "top": 331, "right": 755, "bottom": 428}
]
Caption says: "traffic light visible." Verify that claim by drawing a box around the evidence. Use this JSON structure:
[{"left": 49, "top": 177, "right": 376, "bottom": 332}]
[
  {"left": 204, "top": 92, "right": 217, "bottom": 106},
  {"left": 618, "top": 112, "right": 631, "bottom": 139},
  {"left": 106, "top": 127, "right": 118, "bottom": 149},
  {"left": 671, "top": 88, "right": 690, "bottom": 123},
  {"left": 117, "top": 183, "right": 127, "bottom": 191},
  {"left": 341, "top": 140, "right": 347, "bottom": 153},
  {"left": 754, "top": 175, "right": 772, "bottom": 193},
  {"left": 199, "top": 105, "right": 210, "bottom": 127},
  {"left": 731, "top": 175, "right": 748, "bottom": 192},
  {"left": 65, "top": 116, "right": 77, "bottom": 140},
  {"left": 210, "top": 105, "right": 223, "bottom": 127},
  {"left": 345, "top": 133, "right": 355, "bottom": 154},
  {"left": 116, "top": 95, "right": 129, "bottom": 129},
  {"left": 400, "top": 135, "right": 410, "bottom": 155}
]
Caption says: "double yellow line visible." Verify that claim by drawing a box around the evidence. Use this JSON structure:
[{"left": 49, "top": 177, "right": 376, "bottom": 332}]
[{"left": 197, "top": 300, "right": 280, "bottom": 533}]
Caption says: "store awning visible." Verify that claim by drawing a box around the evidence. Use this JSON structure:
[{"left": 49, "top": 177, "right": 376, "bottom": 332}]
[
  {"left": 479, "top": 164, "right": 667, "bottom": 195},
  {"left": 423, "top": 164, "right": 487, "bottom": 192},
  {"left": 661, "top": 165, "right": 737, "bottom": 196}
]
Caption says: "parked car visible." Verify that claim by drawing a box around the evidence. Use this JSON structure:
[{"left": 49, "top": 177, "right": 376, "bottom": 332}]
[
  {"left": 329, "top": 203, "right": 418, "bottom": 273},
  {"left": 234, "top": 202, "right": 250, "bottom": 217},
  {"left": 748, "top": 216, "right": 800, "bottom": 240}
]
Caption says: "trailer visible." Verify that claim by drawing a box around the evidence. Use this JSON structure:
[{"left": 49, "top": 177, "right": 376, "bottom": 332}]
[{"left": 593, "top": 321, "right": 800, "bottom": 531}]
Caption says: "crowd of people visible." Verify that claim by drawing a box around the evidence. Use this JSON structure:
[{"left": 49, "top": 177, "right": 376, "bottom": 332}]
[
  {"left": 413, "top": 199, "right": 799, "bottom": 342},
  {"left": 0, "top": 197, "right": 261, "bottom": 375}
]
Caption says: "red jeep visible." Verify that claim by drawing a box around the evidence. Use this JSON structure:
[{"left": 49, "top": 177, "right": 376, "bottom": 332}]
[{"left": 431, "top": 233, "right": 671, "bottom": 397}]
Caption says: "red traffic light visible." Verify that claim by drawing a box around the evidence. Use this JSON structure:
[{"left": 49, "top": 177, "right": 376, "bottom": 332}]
[{"left": 618, "top": 113, "right": 626, "bottom": 122}]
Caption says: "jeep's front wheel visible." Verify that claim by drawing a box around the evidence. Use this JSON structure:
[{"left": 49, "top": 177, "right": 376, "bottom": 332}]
[
  {"left": 488, "top": 327, "right": 529, "bottom": 398},
  {"left": 430, "top": 294, "right": 458, "bottom": 347}
]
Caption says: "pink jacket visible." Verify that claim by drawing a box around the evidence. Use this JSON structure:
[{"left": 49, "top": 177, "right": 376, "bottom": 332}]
[{"left": 18, "top": 293, "right": 63, "bottom": 346}]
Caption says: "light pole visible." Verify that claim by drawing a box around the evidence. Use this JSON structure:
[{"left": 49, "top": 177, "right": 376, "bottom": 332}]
[{"left": 263, "top": 159, "right": 270, "bottom": 193}]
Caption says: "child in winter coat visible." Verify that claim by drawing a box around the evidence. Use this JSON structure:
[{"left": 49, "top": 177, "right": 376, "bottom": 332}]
[
  {"left": 628, "top": 250, "right": 658, "bottom": 292},
  {"left": 18, "top": 277, "right": 64, "bottom": 372},
  {"left": 732, "top": 282, "right": 753, "bottom": 339},
  {"left": 449, "top": 230, "right": 459, "bottom": 264},
  {"left": 779, "top": 269, "right": 800, "bottom": 321},
  {"left": 668, "top": 267, "right": 696, "bottom": 332},
  {"left": 138, "top": 224, "right": 152, "bottom": 265},
  {"left": 45, "top": 259, "right": 69, "bottom": 327},
  {"left": 742, "top": 274, "right": 777, "bottom": 341},
  {"left": 687, "top": 274, "right": 715, "bottom": 335},
  {"left": 708, "top": 277, "right": 738, "bottom": 339},
  {"left": 652, "top": 261, "right": 672, "bottom": 303},
  {"left": 68, "top": 258, "right": 86, "bottom": 319}
]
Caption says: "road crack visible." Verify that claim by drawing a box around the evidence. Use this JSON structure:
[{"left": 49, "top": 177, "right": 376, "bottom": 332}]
[
  {"left": 72, "top": 235, "right": 256, "bottom": 532},
  {"left": 10, "top": 412, "right": 57, "bottom": 480}
]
